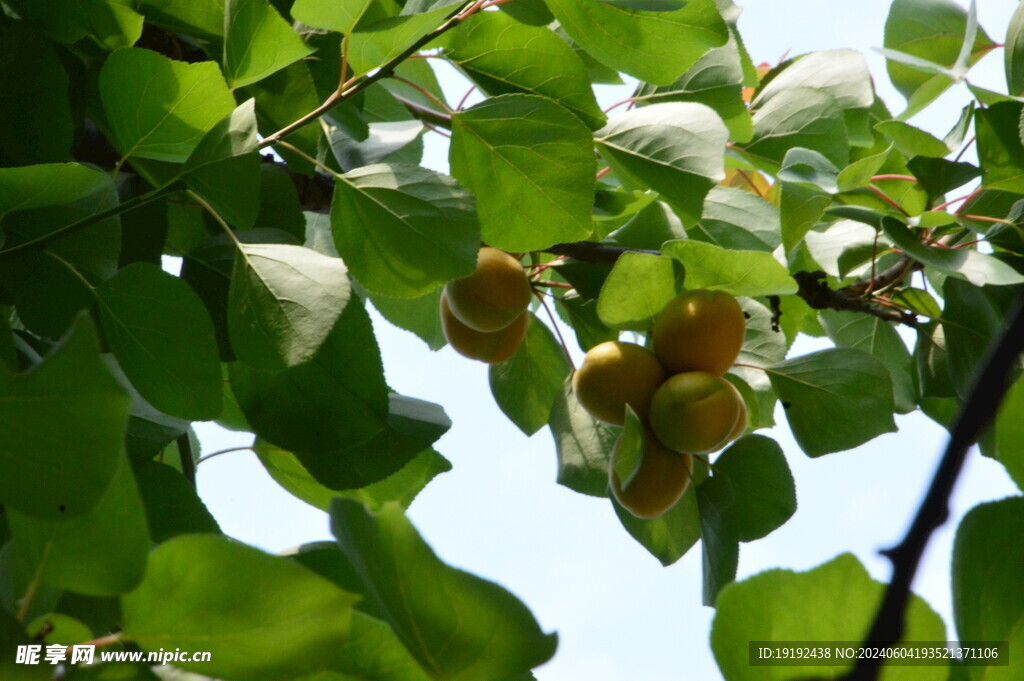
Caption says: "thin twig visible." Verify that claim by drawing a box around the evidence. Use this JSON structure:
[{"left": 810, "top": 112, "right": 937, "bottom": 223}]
[
  {"left": 177, "top": 433, "right": 196, "bottom": 487},
  {"left": 534, "top": 290, "right": 576, "bottom": 371}
]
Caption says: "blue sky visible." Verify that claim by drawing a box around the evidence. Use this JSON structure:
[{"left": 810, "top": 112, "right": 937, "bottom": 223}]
[{"left": 192, "top": 2, "right": 1021, "bottom": 679}]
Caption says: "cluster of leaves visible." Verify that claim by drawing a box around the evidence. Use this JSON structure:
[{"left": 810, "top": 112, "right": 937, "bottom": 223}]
[{"left": 0, "top": 0, "right": 1022, "bottom": 678}]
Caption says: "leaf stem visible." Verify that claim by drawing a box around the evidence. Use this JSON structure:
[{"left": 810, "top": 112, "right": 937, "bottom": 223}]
[
  {"left": 195, "top": 445, "right": 254, "bottom": 466},
  {"left": 534, "top": 290, "right": 576, "bottom": 371},
  {"left": 276, "top": 140, "right": 342, "bottom": 177},
  {"left": 177, "top": 433, "right": 196, "bottom": 487},
  {"left": 391, "top": 75, "right": 453, "bottom": 114}
]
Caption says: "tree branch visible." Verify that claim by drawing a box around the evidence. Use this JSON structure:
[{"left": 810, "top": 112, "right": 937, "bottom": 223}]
[{"left": 845, "top": 293, "right": 1024, "bottom": 681}]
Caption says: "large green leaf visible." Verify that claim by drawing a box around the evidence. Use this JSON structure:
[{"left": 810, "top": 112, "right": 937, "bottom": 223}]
[
  {"left": 595, "top": 102, "right": 728, "bottom": 225},
  {"left": 489, "top": 313, "right": 572, "bottom": 436},
  {"left": 330, "top": 500, "right": 558, "bottom": 681},
  {"left": 228, "top": 244, "right": 352, "bottom": 370},
  {"left": 612, "top": 483, "right": 701, "bottom": 566},
  {"left": 134, "top": 461, "right": 221, "bottom": 542},
  {"left": 367, "top": 287, "right": 447, "bottom": 351},
  {"left": 0, "top": 163, "right": 112, "bottom": 219},
  {"left": 97, "top": 263, "right": 222, "bottom": 421},
  {"left": 953, "top": 497, "right": 1024, "bottom": 680},
  {"left": 819, "top": 310, "right": 915, "bottom": 414},
  {"left": 348, "top": 5, "right": 454, "bottom": 77},
  {"left": 548, "top": 378, "right": 617, "bottom": 497},
  {"left": 691, "top": 186, "right": 781, "bottom": 252},
  {"left": 122, "top": 534, "right": 359, "bottom": 681},
  {"left": 696, "top": 474, "right": 738, "bottom": 605},
  {"left": 941, "top": 277, "right": 1003, "bottom": 399},
  {"left": 596, "top": 251, "right": 679, "bottom": 330},
  {"left": 445, "top": 12, "right": 605, "bottom": 130},
  {"left": 0, "top": 316, "right": 130, "bottom": 519},
  {"left": 754, "top": 49, "right": 874, "bottom": 112},
  {"left": 224, "top": 0, "right": 314, "bottom": 88},
  {"left": 1008, "top": 1, "right": 1024, "bottom": 98},
  {"left": 712, "top": 435, "right": 796, "bottom": 543},
  {"left": 766, "top": 348, "right": 897, "bottom": 457},
  {"left": 975, "top": 102, "right": 1024, "bottom": 195},
  {"left": 662, "top": 240, "right": 798, "bottom": 297},
  {"left": 331, "top": 164, "right": 479, "bottom": 298},
  {"left": 742, "top": 88, "right": 848, "bottom": 169},
  {"left": 0, "top": 27, "right": 73, "bottom": 166},
  {"left": 450, "top": 94, "right": 594, "bottom": 251},
  {"left": 292, "top": 0, "right": 386, "bottom": 33},
  {"left": 99, "top": 48, "right": 236, "bottom": 163},
  {"left": 7, "top": 455, "right": 149, "bottom": 596},
  {"left": 995, "top": 376, "right": 1024, "bottom": 490},
  {"left": 544, "top": 0, "right": 727, "bottom": 85},
  {"left": 7, "top": 0, "right": 143, "bottom": 49},
  {"left": 711, "top": 553, "right": 947, "bottom": 681},
  {"left": 138, "top": 0, "right": 226, "bottom": 39}
]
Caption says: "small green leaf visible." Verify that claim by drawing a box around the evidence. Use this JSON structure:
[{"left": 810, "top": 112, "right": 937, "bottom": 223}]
[
  {"left": 766, "top": 348, "right": 897, "bottom": 457},
  {"left": 875, "top": 120, "right": 951, "bottom": 158},
  {"left": 97, "top": 263, "right": 222, "bottom": 421},
  {"left": 711, "top": 553, "right": 947, "bottom": 680},
  {"left": 614, "top": 406, "right": 647, "bottom": 492},
  {"left": 292, "top": 0, "right": 384, "bottom": 34},
  {"left": 330, "top": 500, "right": 559, "bottom": 681},
  {"left": 596, "top": 102, "right": 728, "bottom": 225},
  {"left": 348, "top": 5, "right": 454, "bottom": 77},
  {"left": 367, "top": 286, "right": 447, "bottom": 351},
  {"left": 139, "top": 0, "right": 226, "bottom": 39},
  {"left": 0, "top": 316, "right": 130, "bottom": 519},
  {"left": 777, "top": 148, "right": 839, "bottom": 194},
  {"left": 224, "top": 0, "right": 314, "bottom": 89},
  {"left": 742, "top": 88, "right": 849, "bottom": 170},
  {"left": 331, "top": 164, "right": 479, "bottom": 298},
  {"left": 754, "top": 49, "right": 874, "bottom": 112},
  {"left": 122, "top": 534, "right": 359, "bottom": 681},
  {"left": 612, "top": 483, "right": 701, "bottom": 566},
  {"left": 713, "top": 435, "right": 796, "bottom": 542},
  {"left": 7, "top": 455, "right": 149, "bottom": 596},
  {"left": 228, "top": 244, "right": 352, "bottom": 370},
  {"left": 183, "top": 99, "right": 260, "bottom": 173},
  {"left": 1007, "top": 1, "right": 1024, "bottom": 97},
  {"left": 941, "top": 277, "right": 1002, "bottom": 400},
  {"left": 696, "top": 474, "right": 738, "bottom": 605},
  {"left": 544, "top": 0, "right": 727, "bottom": 85},
  {"left": 691, "top": 187, "right": 781, "bottom": 252},
  {"left": 99, "top": 47, "right": 236, "bottom": 163},
  {"left": 976, "top": 101, "right": 1024, "bottom": 194},
  {"left": 548, "top": 378, "right": 617, "bottom": 497},
  {"left": 596, "top": 252, "right": 679, "bottom": 330},
  {"left": 489, "top": 314, "right": 571, "bottom": 436},
  {"left": 0, "top": 163, "right": 112, "bottom": 219},
  {"left": 663, "top": 240, "right": 798, "bottom": 297},
  {"left": 450, "top": 94, "right": 594, "bottom": 252}
]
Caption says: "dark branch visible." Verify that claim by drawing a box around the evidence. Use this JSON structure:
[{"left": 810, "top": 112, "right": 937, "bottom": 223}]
[
  {"left": 846, "top": 293, "right": 1024, "bottom": 681},
  {"left": 546, "top": 241, "right": 660, "bottom": 262},
  {"left": 176, "top": 433, "right": 197, "bottom": 488},
  {"left": 793, "top": 271, "right": 918, "bottom": 327}
]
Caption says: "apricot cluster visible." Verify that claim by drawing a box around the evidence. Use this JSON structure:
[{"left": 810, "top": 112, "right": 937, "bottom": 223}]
[
  {"left": 440, "top": 247, "right": 532, "bottom": 363},
  {"left": 573, "top": 290, "right": 748, "bottom": 519}
]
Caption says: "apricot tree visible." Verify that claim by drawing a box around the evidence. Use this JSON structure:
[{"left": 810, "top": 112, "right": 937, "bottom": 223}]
[{"left": 0, "top": 0, "right": 1022, "bottom": 679}]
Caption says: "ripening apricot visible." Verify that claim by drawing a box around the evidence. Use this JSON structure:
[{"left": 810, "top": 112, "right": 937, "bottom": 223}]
[
  {"left": 572, "top": 341, "right": 666, "bottom": 426},
  {"left": 610, "top": 434, "right": 694, "bottom": 519},
  {"left": 444, "top": 247, "right": 532, "bottom": 332},
  {"left": 724, "top": 380, "right": 748, "bottom": 443},
  {"left": 648, "top": 372, "right": 742, "bottom": 454},
  {"left": 651, "top": 289, "right": 746, "bottom": 376},
  {"left": 440, "top": 294, "right": 527, "bottom": 363}
]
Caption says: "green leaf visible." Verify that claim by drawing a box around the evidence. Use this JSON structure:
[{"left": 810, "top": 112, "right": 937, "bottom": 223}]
[
  {"left": 779, "top": 181, "right": 831, "bottom": 254},
  {"left": 595, "top": 102, "right": 728, "bottom": 225},
  {"left": 819, "top": 310, "right": 916, "bottom": 414},
  {"left": 713, "top": 435, "right": 796, "bottom": 542},
  {"left": 662, "top": 240, "right": 798, "bottom": 297},
  {"left": 446, "top": 12, "right": 605, "bottom": 130},
  {"left": 328, "top": 120, "right": 425, "bottom": 172},
  {"left": 251, "top": 61, "right": 323, "bottom": 176},
  {"left": 548, "top": 378, "right": 617, "bottom": 497},
  {"left": 99, "top": 47, "right": 236, "bottom": 163},
  {"left": 0, "top": 316, "right": 130, "bottom": 519},
  {"left": 0, "top": 27, "right": 73, "bottom": 166},
  {"left": 228, "top": 244, "right": 352, "bottom": 370},
  {"left": 367, "top": 287, "right": 447, "bottom": 351},
  {"left": 256, "top": 439, "right": 451, "bottom": 511},
  {"left": 292, "top": 0, "right": 385, "bottom": 33},
  {"left": 691, "top": 187, "right": 781, "bottom": 252},
  {"left": 0, "top": 163, "right": 112, "bottom": 219},
  {"left": 634, "top": 34, "right": 753, "bottom": 142},
  {"left": 330, "top": 500, "right": 559, "bottom": 681},
  {"left": 138, "top": 0, "right": 226, "bottom": 39},
  {"left": 489, "top": 314, "right": 572, "bottom": 436},
  {"left": 7, "top": 0, "right": 143, "bottom": 49},
  {"left": 595, "top": 252, "right": 679, "bottom": 330},
  {"left": 742, "top": 88, "right": 849, "bottom": 169},
  {"left": 875, "top": 120, "right": 951, "bottom": 158},
  {"left": 976, "top": 102, "right": 1024, "bottom": 194},
  {"left": 995, "top": 376, "right": 1024, "bottom": 490},
  {"left": 941, "top": 277, "right": 1002, "bottom": 400},
  {"left": 953, "top": 497, "right": 1024, "bottom": 659},
  {"left": 450, "top": 94, "right": 595, "bottom": 252},
  {"left": 881, "top": 217, "right": 1024, "bottom": 287},
  {"left": 122, "top": 534, "right": 359, "bottom": 681},
  {"left": 612, "top": 482, "right": 701, "bottom": 566},
  {"left": 348, "top": 5, "right": 454, "bottom": 77},
  {"left": 766, "top": 348, "right": 897, "bottom": 457},
  {"left": 97, "top": 263, "right": 222, "bottom": 421},
  {"left": 778, "top": 148, "right": 839, "bottom": 194},
  {"left": 754, "top": 49, "right": 874, "bottom": 112},
  {"left": 0, "top": 609, "right": 50, "bottom": 681},
  {"left": 224, "top": 0, "right": 314, "bottom": 89},
  {"left": 544, "top": 0, "right": 727, "bottom": 85},
  {"left": 711, "top": 553, "right": 947, "bottom": 680},
  {"left": 696, "top": 474, "right": 738, "bottom": 605},
  {"left": 7, "top": 456, "right": 149, "bottom": 596},
  {"left": 555, "top": 291, "right": 618, "bottom": 351},
  {"left": 1007, "top": 1, "right": 1024, "bottom": 97},
  {"left": 183, "top": 99, "right": 260, "bottom": 173},
  {"left": 883, "top": 0, "right": 994, "bottom": 118},
  {"left": 331, "top": 164, "right": 480, "bottom": 298},
  {"left": 135, "top": 461, "right": 220, "bottom": 542}
]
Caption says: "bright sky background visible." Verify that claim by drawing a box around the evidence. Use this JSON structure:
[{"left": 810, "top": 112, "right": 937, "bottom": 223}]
[{"left": 192, "top": 2, "right": 1021, "bottom": 679}]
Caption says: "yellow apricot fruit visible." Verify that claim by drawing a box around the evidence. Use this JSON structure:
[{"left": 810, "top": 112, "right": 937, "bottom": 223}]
[
  {"left": 444, "top": 247, "right": 532, "bottom": 332},
  {"left": 651, "top": 289, "right": 746, "bottom": 376},
  {"left": 610, "top": 434, "right": 694, "bottom": 519},
  {"left": 648, "top": 372, "right": 742, "bottom": 454},
  {"left": 572, "top": 341, "right": 666, "bottom": 426},
  {"left": 724, "top": 380, "right": 748, "bottom": 443},
  {"left": 440, "top": 294, "right": 527, "bottom": 363}
]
